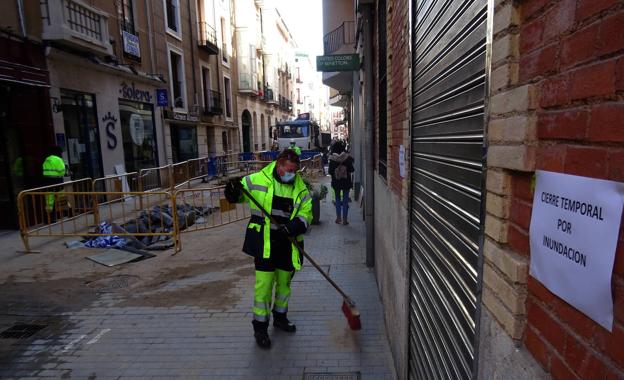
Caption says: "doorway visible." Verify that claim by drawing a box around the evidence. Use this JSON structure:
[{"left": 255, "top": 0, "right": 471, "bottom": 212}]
[
  {"left": 170, "top": 124, "right": 198, "bottom": 163},
  {"left": 242, "top": 109, "right": 251, "bottom": 152},
  {"left": 61, "top": 89, "right": 104, "bottom": 181}
]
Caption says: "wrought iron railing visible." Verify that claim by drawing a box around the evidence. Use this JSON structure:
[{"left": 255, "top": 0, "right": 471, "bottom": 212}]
[
  {"left": 323, "top": 21, "right": 355, "bottom": 55},
  {"left": 198, "top": 22, "right": 218, "bottom": 51}
]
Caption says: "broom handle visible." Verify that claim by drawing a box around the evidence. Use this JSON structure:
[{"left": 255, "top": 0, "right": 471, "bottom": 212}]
[{"left": 239, "top": 186, "right": 351, "bottom": 301}]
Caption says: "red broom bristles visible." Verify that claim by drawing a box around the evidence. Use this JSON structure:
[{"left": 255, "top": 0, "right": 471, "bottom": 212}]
[{"left": 342, "top": 299, "right": 362, "bottom": 331}]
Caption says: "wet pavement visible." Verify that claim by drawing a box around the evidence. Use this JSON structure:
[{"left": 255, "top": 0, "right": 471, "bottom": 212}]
[{"left": 0, "top": 177, "right": 396, "bottom": 379}]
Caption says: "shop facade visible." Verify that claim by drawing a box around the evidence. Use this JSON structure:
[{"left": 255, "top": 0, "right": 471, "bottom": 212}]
[{"left": 48, "top": 51, "right": 166, "bottom": 186}]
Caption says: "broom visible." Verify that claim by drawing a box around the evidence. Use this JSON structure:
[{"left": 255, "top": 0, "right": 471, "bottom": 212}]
[{"left": 238, "top": 186, "right": 361, "bottom": 330}]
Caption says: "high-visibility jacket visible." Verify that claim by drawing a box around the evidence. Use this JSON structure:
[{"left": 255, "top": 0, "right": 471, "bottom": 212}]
[
  {"left": 240, "top": 161, "right": 312, "bottom": 271},
  {"left": 42, "top": 155, "right": 67, "bottom": 178},
  {"left": 290, "top": 145, "right": 302, "bottom": 156}
]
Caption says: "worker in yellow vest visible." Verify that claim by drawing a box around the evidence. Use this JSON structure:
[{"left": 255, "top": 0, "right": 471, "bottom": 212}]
[
  {"left": 289, "top": 139, "right": 301, "bottom": 156},
  {"left": 42, "top": 146, "right": 68, "bottom": 214},
  {"left": 224, "top": 149, "right": 312, "bottom": 349}
]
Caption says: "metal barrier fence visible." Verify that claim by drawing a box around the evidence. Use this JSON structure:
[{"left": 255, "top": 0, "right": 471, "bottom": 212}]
[
  {"left": 15, "top": 152, "right": 324, "bottom": 253},
  {"left": 17, "top": 190, "right": 177, "bottom": 253},
  {"left": 173, "top": 186, "right": 251, "bottom": 238}
]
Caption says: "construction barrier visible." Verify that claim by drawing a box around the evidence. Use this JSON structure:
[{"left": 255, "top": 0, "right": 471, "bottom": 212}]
[
  {"left": 173, "top": 186, "right": 251, "bottom": 237},
  {"left": 15, "top": 151, "right": 324, "bottom": 253},
  {"left": 17, "top": 190, "right": 177, "bottom": 253}
]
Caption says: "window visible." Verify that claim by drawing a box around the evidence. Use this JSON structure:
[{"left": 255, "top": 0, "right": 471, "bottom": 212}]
[
  {"left": 224, "top": 76, "right": 232, "bottom": 119},
  {"left": 168, "top": 48, "right": 186, "bottom": 109},
  {"left": 297, "top": 88, "right": 301, "bottom": 104},
  {"left": 378, "top": 0, "right": 388, "bottom": 179},
  {"left": 121, "top": 0, "right": 135, "bottom": 33},
  {"left": 279, "top": 124, "right": 309, "bottom": 138},
  {"left": 221, "top": 17, "right": 228, "bottom": 64},
  {"left": 201, "top": 66, "right": 211, "bottom": 111},
  {"left": 119, "top": 100, "right": 158, "bottom": 173},
  {"left": 164, "top": 0, "right": 181, "bottom": 36}
]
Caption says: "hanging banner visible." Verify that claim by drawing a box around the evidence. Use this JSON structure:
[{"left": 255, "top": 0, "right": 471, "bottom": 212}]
[{"left": 529, "top": 170, "right": 624, "bottom": 331}]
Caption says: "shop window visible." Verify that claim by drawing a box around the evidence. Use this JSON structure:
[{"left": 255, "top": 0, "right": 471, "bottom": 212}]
[
  {"left": 169, "top": 49, "right": 186, "bottom": 109},
  {"left": 119, "top": 99, "right": 158, "bottom": 173},
  {"left": 164, "top": 0, "right": 181, "bottom": 36},
  {"left": 60, "top": 90, "right": 103, "bottom": 182}
]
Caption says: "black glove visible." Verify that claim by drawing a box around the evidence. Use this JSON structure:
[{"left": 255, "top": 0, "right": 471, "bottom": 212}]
[
  {"left": 224, "top": 178, "right": 243, "bottom": 203},
  {"left": 278, "top": 218, "right": 306, "bottom": 238},
  {"left": 278, "top": 224, "right": 297, "bottom": 238}
]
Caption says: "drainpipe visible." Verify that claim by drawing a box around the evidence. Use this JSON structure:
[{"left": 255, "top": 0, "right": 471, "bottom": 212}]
[
  {"left": 362, "top": 5, "right": 375, "bottom": 268},
  {"left": 16, "top": 0, "right": 26, "bottom": 37},
  {"left": 187, "top": 0, "right": 198, "bottom": 106},
  {"left": 144, "top": 0, "right": 156, "bottom": 74}
]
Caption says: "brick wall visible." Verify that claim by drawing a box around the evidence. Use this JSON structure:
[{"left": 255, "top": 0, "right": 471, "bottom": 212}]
[
  {"left": 375, "top": 0, "right": 410, "bottom": 204},
  {"left": 485, "top": 0, "right": 624, "bottom": 378},
  {"left": 518, "top": 0, "right": 624, "bottom": 377}
]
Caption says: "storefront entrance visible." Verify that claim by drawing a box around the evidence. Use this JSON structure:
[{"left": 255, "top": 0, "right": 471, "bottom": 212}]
[
  {"left": 171, "top": 124, "right": 198, "bottom": 163},
  {"left": 119, "top": 99, "right": 158, "bottom": 172},
  {"left": 61, "top": 89, "right": 103, "bottom": 182}
]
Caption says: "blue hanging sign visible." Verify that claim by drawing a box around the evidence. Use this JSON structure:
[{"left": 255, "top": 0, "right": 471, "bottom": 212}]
[{"left": 156, "top": 89, "right": 169, "bottom": 107}]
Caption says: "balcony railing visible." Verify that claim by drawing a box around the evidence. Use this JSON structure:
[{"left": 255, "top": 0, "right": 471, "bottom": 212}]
[
  {"left": 238, "top": 72, "right": 258, "bottom": 93},
  {"left": 323, "top": 21, "right": 355, "bottom": 55},
  {"left": 203, "top": 89, "right": 223, "bottom": 115},
  {"left": 264, "top": 88, "right": 277, "bottom": 104},
  {"left": 40, "top": 0, "right": 112, "bottom": 55},
  {"left": 198, "top": 22, "right": 219, "bottom": 55}
]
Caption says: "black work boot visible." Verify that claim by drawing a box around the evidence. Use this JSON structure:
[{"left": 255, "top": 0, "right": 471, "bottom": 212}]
[
  {"left": 251, "top": 320, "right": 271, "bottom": 349},
  {"left": 272, "top": 311, "right": 296, "bottom": 332}
]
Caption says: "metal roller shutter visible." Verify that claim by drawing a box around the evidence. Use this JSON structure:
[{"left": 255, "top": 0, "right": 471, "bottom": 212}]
[{"left": 408, "top": 0, "right": 488, "bottom": 379}]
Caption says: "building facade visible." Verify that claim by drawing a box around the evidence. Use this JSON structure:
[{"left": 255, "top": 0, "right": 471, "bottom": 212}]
[
  {"left": 321, "top": 0, "right": 624, "bottom": 379},
  {"left": 234, "top": 0, "right": 296, "bottom": 153}
]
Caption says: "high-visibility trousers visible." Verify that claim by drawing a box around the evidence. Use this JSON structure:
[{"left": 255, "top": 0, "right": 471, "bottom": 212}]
[{"left": 252, "top": 269, "right": 293, "bottom": 322}]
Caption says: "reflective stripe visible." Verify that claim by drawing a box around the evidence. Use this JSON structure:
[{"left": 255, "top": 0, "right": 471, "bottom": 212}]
[
  {"left": 300, "top": 194, "right": 312, "bottom": 205},
  {"left": 254, "top": 301, "right": 269, "bottom": 310},
  {"left": 271, "top": 209, "right": 291, "bottom": 218},
  {"left": 273, "top": 305, "right": 288, "bottom": 313},
  {"left": 275, "top": 293, "right": 290, "bottom": 303},
  {"left": 250, "top": 209, "right": 264, "bottom": 217},
  {"left": 246, "top": 176, "right": 268, "bottom": 193},
  {"left": 297, "top": 216, "right": 309, "bottom": 228},
  {"left": 253, "top": 314, "right": 269, "bottom": 322}
]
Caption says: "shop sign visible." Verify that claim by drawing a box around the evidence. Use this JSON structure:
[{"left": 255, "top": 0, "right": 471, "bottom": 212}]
[
  {"left": 156, "top": 89, "right": 169, "bottom": 107},
  {"left": 173, "top": 112, "right": 199, "bottom": 122},
  {"left": 119, "top": 82, "right": 153, "bottom": 103},
  {"left": 529, "top": 170, "right": 624, "bottom": 331},
  {"left": 122, "top": 31, "right": 141, "bottom": 58},
  {"left": 102, "top": 112, "right": 118, "bottom": 150},
  {"left": 129, "top": 114, "right": 145, "bottom": 145},
  {"left": 316, "top": 54, "right": 360, "bottom": 72}
]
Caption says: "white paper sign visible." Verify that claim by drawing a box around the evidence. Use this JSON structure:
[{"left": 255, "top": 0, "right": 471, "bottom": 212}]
[
  {"left": 399, "top": 145, "right": 406, "bottom": 178},
  {"left": 529, "top": 170, "right": 624, "bottom": 331}
]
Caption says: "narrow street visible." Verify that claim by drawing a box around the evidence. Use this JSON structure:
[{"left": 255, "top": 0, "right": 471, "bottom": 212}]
[{"left": 0, "top": 178, "right": 395, "bottom": 379}]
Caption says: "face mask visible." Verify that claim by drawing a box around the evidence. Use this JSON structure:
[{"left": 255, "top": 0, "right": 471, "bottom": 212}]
[{"left": 280, "top": 171, "right": 296, "bottom": 183}]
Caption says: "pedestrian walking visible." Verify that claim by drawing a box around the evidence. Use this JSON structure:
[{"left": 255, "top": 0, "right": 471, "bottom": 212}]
[
  {"left": 328, "top": 141, "right": 354, "bottom": 225},
  {"left": 224, "top": 149, "right": 313, "bottom": 349},
  {"left": 42, "top": 146, "right": 68, "bottom": 214}
]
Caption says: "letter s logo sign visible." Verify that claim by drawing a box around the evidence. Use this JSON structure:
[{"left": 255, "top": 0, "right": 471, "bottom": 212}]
[{"left": 106, "top": 121, "right": 117, "bottom": 149}]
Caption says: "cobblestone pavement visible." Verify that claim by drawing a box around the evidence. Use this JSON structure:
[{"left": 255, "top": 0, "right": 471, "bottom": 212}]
[{"left": 0, "top": 178, "right": 396, "bottom": 379}]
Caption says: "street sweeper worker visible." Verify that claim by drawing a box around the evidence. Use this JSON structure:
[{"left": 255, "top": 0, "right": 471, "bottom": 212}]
[
  {"left": 224, "top": 148, "right": 312, "bottom": 349},
  {"left": 289, "top": 139, "right": 301, "bottom": 156}
]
